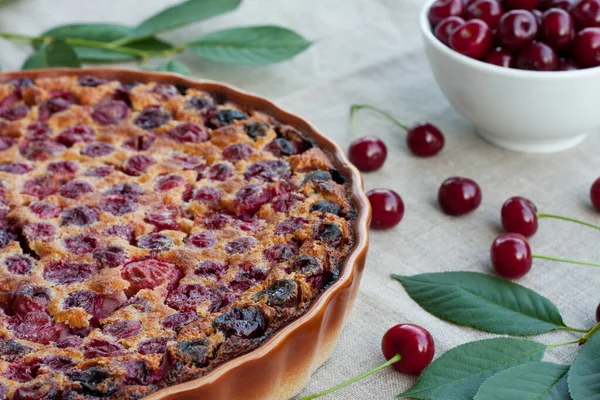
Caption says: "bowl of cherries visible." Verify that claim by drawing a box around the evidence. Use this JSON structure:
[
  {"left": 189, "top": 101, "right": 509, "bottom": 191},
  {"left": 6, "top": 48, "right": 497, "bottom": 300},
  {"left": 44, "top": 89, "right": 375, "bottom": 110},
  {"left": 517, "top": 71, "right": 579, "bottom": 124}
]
[{"left": 421, "top": 0, "right": 600, "bottom": 153}]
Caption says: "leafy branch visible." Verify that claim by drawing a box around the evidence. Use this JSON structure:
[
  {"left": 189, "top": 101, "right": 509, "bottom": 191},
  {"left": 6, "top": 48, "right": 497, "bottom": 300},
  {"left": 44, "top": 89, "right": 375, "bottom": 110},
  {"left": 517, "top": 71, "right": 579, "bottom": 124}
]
[{"left": 0, "top": 0, "right": 311, "bottom": 72}]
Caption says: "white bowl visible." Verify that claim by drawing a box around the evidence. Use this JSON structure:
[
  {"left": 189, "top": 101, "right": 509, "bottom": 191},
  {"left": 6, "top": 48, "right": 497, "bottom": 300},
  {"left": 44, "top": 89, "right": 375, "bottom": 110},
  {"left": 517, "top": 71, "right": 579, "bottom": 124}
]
[{"left": 420, "top": 0, "right": 600, "bottom": 153}]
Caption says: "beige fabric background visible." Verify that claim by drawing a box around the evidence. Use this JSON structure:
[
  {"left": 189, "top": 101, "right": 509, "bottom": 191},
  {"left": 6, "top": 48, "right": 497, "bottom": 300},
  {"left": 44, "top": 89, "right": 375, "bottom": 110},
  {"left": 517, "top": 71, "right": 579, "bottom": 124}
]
[{"left": 1, "top": 0, "right": 599, "bottom": 399}]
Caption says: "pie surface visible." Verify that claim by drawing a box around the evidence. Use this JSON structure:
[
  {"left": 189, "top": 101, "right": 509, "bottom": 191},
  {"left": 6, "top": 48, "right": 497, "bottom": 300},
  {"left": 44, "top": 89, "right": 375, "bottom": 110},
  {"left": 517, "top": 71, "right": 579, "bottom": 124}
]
[{"left": 0, "top": 75, "right": 355, "bottom": 399}]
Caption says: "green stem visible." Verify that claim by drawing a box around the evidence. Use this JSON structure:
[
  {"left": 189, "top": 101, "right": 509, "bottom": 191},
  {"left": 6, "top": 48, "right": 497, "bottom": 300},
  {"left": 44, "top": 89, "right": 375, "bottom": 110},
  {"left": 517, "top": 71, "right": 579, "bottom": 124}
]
[
  {"left": 0, "top": 31, "right": 185, "bottom": 59},
  {"left": 298, "top": 354, "right": 402, "bottom": 400},
  {"left": 558, "top": 326, "right": 589, "bottom": 333},
  {"left": 547, "top": 339, "right": 581, "bottom": 349},
  {"left": 579, "top": 321, "right": 600, "bottom": 345},
  {"left": 537, "top": 213, "right": 600, "bottom": 232},
  {"left": 350, "top": 104, "right": 410, "bottom": 137},
  {"left": 532, "top": 254, "right": 600, "bottom": 268}
]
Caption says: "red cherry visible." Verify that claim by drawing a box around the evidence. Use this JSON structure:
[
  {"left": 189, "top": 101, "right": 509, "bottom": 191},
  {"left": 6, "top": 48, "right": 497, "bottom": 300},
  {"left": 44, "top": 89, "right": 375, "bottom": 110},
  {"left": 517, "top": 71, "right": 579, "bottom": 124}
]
[
  {"left": 596, "top": 303, "right": 600, "bottom": 322},
  {"left": 516, "top": 41, "right": 558, "bottom": 71},
  {"left": 572, "top": 0, "right": 600, "bottom": 29},
  {"left": 368, "top": 189, "right": 405, "bottom": 230},
  {"left": 540, "top": 8, "right": 575, "bottom": 51},
  {"left": 464, "top": 0, "right": 505, "bottom": 28},
  {"left": 429, "top": 0, "right": 464, "bottom": 26},
  {"left": 381, "top": 324, "right": 435, "bottom": 374},
  {"left": 406, "top": 123, "right": 445, "bottom": 157},
  {"left": 497, "top": 10, "right": 539, "bottom": 51},
  {"left": 438, "top": 177, "right": 482, "bottom": 216},
  {"left": 532, "top": 9, "right": 544, "bottom": 26},
  {"left": 348, "top": 136, "right": 387, "bottom": 172},
  {"left": 434, "top": 16, "right": 466, "bottom": 45},
  {"left": 539, "top": 0, "right": 574, "bottom": 11},
  {"left": 503, "top": 0, "right": 540, "bottom": 9},
  {"left": 485, "top": 47, "right": 514, "bottom": 67},
  {"left": 573, "top": 28, "right": 600, "bottom": 68},
  {"left": 590, "top": 177, "right": 600, "bottom": 212},
  {"left": 557, "top": 58, "right": 580, "bottom": 70},
  {"left": 501, "top": 197, "right": 538, "bottom": 237},
  {"left": 491, "top": 233, "right": 533, "bottom": 279},
  {"left": 449, "top": 19, "right": 494, "bottom": 59}
]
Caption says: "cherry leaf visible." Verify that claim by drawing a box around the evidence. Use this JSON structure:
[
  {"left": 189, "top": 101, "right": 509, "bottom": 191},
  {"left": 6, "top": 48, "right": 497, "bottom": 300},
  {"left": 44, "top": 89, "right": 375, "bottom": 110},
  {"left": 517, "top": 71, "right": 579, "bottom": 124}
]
[
  {"left": 188, "top": 26, "right": 311, "bottom": 64},
  {"left": 399, "top": 338, "right": 546, "bottom": 400},
  {"left": 23, "top": 39, "right": 81, "bottom": 69},
  {"left": 392, "top": 272, "right": 566, "bottom": 335},
  {"left": 568, "top": 330, "right": 600, "bottom": 400},
  {"left": 155, "top": 59, "right": 191, "bottom": 76},
  {"left": 133, "top": 0, "right": 242, "bottom": 38},
  {"left": 474, "top": 362, "right": 570, "bottom": 400}
]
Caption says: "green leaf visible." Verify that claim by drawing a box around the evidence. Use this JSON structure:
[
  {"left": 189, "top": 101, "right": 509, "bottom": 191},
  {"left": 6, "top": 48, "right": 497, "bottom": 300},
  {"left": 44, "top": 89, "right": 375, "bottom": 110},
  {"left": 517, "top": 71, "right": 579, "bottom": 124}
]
[
  {"left": 155, "top": 59, "right": 191, "bottom": 76},
  {"left": 391, "top": 272, "right": 566, "bottom": 335},
  {"left": 568, "top": 330, "right": 600, "bottom": 400},
  {"left": 399, "top": 338, "right": 546, "bottom": 400},
  {"left": 133, "top": 0, "right": 242, "bottom": 38},
  {"left": 474, "top": 362, "right": 570, "bottom": 400},
  {"left": 23, "top": 39, "right": 81, "bottom": 69},
  {"left": 39, "top": 23, "right": 172, "bottom": 62},
  {"left": 188, "top": 25, "right": 311, "bottom": 65}
]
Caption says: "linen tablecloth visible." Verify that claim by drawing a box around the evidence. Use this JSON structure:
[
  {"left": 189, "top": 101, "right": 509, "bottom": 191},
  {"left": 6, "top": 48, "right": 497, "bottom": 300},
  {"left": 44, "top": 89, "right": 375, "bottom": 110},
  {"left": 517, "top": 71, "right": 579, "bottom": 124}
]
[{"left": 1, "top": 1, "right": 599, "bottom": 399}]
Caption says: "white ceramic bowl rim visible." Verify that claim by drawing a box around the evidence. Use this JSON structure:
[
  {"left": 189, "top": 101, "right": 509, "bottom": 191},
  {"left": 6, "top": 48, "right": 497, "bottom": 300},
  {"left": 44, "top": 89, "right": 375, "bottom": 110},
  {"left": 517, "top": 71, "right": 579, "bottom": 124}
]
[{"left": 420, "top": 0, "right": 600, "bottom": 79}]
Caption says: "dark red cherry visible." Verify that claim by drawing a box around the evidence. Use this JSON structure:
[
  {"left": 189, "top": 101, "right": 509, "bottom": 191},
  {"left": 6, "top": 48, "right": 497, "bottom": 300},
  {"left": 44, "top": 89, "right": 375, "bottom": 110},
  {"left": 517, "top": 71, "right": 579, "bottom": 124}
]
[
  {"left": 540, "top": 8, "right": 575, "bottom": 51},
  {"left": 557, "top": 58, "right": 580, "bottom": 70},
  {"left": 572, "top": 0, "right": 600, "bottom": 29},
  {"left": 596, "top": 303, "right": 600, "bottom": 322},
  {"left": 464, "top": 0, "right": 504, "bottom": 29},
  {"left": 539, "top": 0, "right": 574, "bottom": 11},
  {"left": 516, "top": 41, "right": 558, "bottom": 71},
  {"left": 497, "top": 10, "right": 539, "bottom": 51},
  {"left": 348, "top": 136, "right": 387, "bottom": 172},
  {"left": 449, "top": 19, "right": 494, "bottom": 59},
  {"left": 381, "top": 324, "right": 435, "bottom": 374},
  {"left": 434, "top": 16, "right": 466, "bottom": 45},
  {"left": 485, "top": 47, "right": 514, "bottom": 67},
  {"left": 590, "top": 177, "right": 600, "bottom": 212},
  {"left": 429, "top": 0, "right": 464, "bottom": 26},
  {"left": 532, "top": 9, "right": 544, "bottom": 26},
  {"left": 406, "top": 123, "right": 444, "bottom": 157},
  {"left": 368, "top": 189, "right": 404, "bottom": 230},
  {"left": 491, "top": 233, "right": 532, "bottom": 279},
  {"left": 503, "top": 0, "right": 539, "bottom": 9},
  {"left": 573, "top": 28, "right": 600, "bottom": 67},
  {"left": 501, "top": 196, "right": 538, "bottom": 237},
  {"left": 438, "top": 177, "right": 482, "bottom": 216}
]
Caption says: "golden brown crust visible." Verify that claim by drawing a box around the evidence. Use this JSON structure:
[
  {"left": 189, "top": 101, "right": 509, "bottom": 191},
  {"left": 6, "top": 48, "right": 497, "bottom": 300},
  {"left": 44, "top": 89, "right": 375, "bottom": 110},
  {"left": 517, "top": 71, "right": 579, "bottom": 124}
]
[{"left": 0, "top": 75, "right": 354, "bottom": 400}]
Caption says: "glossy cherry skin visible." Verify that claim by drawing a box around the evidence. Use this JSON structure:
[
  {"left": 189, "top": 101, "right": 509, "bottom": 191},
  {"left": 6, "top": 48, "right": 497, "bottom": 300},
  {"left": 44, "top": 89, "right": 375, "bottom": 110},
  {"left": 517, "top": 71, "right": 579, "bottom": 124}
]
[
  {"left": 503, "top": 0, "right": 540, "bottom": 9},
  {"left": 406, "top": 123, "right": 445, "bottom": 157},
  {"left": 491, "top": 233, "right": 533, "bottom": 279},
  {"left": 449, "top": 19, "right": 494, "bottom": 59},
  {"left": 596, "top": 303, "right": 600, "bottom": 322},
  {"left": 434, "top": 16, "right": 466, "bottom": 45},
  {"left": 348, "top": 136, "right": 387, "bottom": 172},
  {"left": 539, "top": 0, "right": 574, "bottom": 11},
  {"left": 590, "top": 177, "right": 600, "bottom": 212},
  {"left": 465, "top": 0, "right": 505, "bottom": 28},
  {"left": 501, "top": 197, "right": 538, "bottom": 237},
  {"left": 532, "top": 9, "right": 544, "bottom": 26},
  {"left": 541, "top": 8, "right": 575, "bottom": 51},
  {"left": 368, "top": 189, "right": 405, "bottom": 229},
  {"left": 516, "top": 41, "right": 558, "bottom": 70},
  {"left": 573, "top": 28, "right": 600, "bottom": 67},
  {"left": 438, "top": 177, "right": 482, "bottom": 216},
  {"left": 557, "top": 57, "right": 580, "bottom": 70},
  {"left": 572, "top": 0, "right": 600, "bottom": 29},
  {"left": 497, "top": 10, "right": 539, "bottom": 51},
  {"left": 381, "top": 324, "right": 435, "bottom": 374},
  {"left": 485, "top": 47, "right": 514, "bottom": 67},
  {"left": 429, "top": 0, "right": 464, "bottom": 26}
]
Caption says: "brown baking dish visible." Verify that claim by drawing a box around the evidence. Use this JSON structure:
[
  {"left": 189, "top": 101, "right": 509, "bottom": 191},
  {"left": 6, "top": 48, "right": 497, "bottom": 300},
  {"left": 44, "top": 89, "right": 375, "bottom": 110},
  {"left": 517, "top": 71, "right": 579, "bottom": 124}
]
[{"left": 0, "top": 68, "right": 370, "bottom": 400}]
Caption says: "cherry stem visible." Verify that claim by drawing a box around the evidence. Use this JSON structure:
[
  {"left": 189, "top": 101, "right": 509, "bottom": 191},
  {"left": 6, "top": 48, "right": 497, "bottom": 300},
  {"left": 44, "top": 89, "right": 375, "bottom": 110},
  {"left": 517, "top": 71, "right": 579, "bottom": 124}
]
[
  {"left": 537, "top": 213, "right": 600, "bottom": 232},
  {"left": 579, "top": 321, "right": 600, "bottom": 345},
  {"left": 558, "top": 326, "right": 589, "bottom": 333},
  {"left": 547, "top": 339, "right": 581, "bottom": 348},
  {"left": 298, "top": 353, "right": 402, "bottom": 400},
  {"left": 532, "top": 254, "right": 600, "bottom": 268},
  {"left": 350, "top": 104, "right": 409, "bottom": 140}
]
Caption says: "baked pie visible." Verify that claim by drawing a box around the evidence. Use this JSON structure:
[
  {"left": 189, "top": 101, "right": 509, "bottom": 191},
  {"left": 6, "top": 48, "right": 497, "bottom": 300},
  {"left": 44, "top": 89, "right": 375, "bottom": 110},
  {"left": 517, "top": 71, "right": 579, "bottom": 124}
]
[{"left": 0, "top": 74, "right": 355, "bottom": 399}]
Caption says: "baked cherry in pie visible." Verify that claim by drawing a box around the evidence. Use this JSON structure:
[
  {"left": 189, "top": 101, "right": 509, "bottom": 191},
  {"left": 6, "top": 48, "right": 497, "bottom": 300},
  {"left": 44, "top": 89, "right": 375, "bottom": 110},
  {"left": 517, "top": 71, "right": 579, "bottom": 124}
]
[{"left": 0, "top": 75, "right": 355, "bottom": 399}]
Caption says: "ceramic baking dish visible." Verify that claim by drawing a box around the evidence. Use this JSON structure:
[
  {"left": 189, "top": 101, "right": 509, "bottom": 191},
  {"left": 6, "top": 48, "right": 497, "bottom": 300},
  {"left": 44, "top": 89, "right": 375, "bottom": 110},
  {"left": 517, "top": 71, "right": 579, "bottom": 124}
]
[{"left": 0, "top": 68, "right": 370, "bottom": 400}]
